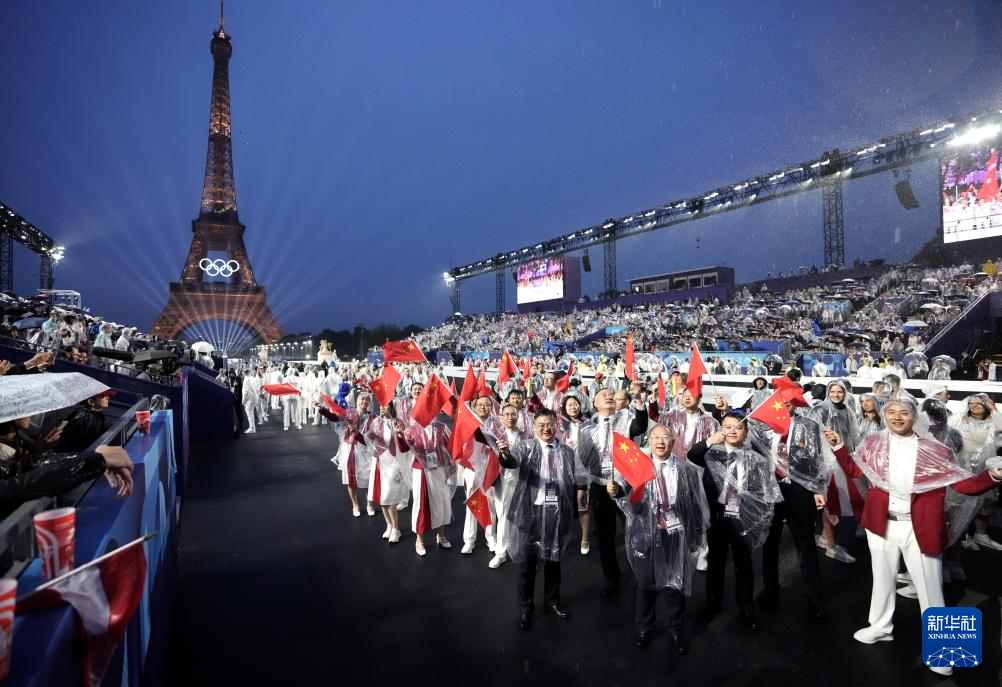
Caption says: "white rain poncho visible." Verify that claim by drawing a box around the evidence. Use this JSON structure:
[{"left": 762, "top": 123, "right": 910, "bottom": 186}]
[
  {"left": 367, "top": 419, "right": 412, "bottom": 506},
  {"left": 807, "top": 380, "right": 861, "bottom": 451},
  {"left": 615, "top": 456, "right": 710, "bottom": 594},
  {"left": 948, "top": 394, "right": 1002, "bottom": 473},
  {"left": 855, "top": 393, "right": 885, "bottom": 440},
  {"left": 330, "top": 398, "right": 379, "bottom": 489},
  {"left": 750, "top": 414, "right": 838, "bottom": 495},
  {"left": 404, "top": 420, "right": 457, "bottom": 533},
  {"left": 700, "top": 443, "right": 782, "bottom": 548},
  {"left": 499, "top": 438, "right": 598, "bottom": 562}
]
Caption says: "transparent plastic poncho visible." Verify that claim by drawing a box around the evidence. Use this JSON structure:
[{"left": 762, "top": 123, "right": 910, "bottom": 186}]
[
  {"left": 750, "top": 414, "right": 837, "bottom": 495},
  {"left": 702, "top": 443, "right": 782, "bottom": 548},
  {"left": 615, "top": 456, "right": 710, "bottom": 594}
]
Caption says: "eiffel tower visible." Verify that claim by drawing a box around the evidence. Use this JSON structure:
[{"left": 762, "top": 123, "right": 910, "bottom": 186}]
[{"left": 152, "top": 4, "right": 283, "bottom": 346}]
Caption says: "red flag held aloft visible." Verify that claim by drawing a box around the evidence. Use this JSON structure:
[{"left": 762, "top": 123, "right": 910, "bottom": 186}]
[
  {"left": 625, "top": 332, "right": 636, "bottom": 381},
  {"left": 556, "top": 360, "right": 574, "bottom": 393},
  {"left": 369, "top": 364, "right": 401, "bottom": 407},
  {"left": 748, "top": 389, "right": 792, "bottom": 435},
  {"left": 320, "top": 394, "right": 347, "bottom": 417},
  {"left": 451, "top": 402, "right": 482, "bottom": 461},
  {"left": 410, "top": 374, "right": 452, "bottom": 426},
  {"left": 465, "top": 489, "right": 493, "bottom": 529},
  {"left": 612, "top": 431, "right": 655, "bottom": 490},
  {"left": 475, "top": 365, "right": 490, "bottom": 399},
  {"left": 382, "top": 339, "right": 427, "bottom": 363},
  {"left": 262, "top": 383, "right": 300, "bottom": 396},
  {"left": 685, "top": 346, "right": 706, "bottom": 399},
  {"left": 498, "top": 350, "right": 518, "bottom": 386},
  {"left": 459, "top": 364, "right": 478, "bottom": 404},
  {"left": 657, "top": 373, "right": 666, "bottom": 408},
  {"left": 442, "top": 380, "right": 458, "bottom": 417}
]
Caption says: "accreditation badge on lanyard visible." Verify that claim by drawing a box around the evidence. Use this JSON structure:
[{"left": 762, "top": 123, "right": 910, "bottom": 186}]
[
  {"left": 661, "top": 505, "right": 682, "bottom": 533},
  {"left": 544, "top": 483, "right": 559, "bottom": 507}
]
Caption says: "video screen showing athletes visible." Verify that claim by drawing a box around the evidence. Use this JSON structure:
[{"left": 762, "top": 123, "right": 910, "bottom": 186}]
[
  {"left": 516, "top": 258, "right": 564, "bottom": 304},
  {"left": 942, "top": 147, "right": 1002, "bottom": 243}
]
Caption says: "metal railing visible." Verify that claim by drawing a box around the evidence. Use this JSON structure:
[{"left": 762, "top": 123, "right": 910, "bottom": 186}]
[{"left": 0, "top": 396, "right": 150, "bottom": 578}]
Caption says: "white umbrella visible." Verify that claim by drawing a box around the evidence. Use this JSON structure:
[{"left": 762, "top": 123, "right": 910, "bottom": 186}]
[
  {"left": 191, "top": 341, "right": 215, "bottom": 354},
  {"left": 920, "top": 303, "right": 943, "bottom": 310},
  {"left": 0, "top": 372, "right": 109, "bottom": 423},
  {"left": 903, "top": 320, "right": 929, "bottom": 328}
]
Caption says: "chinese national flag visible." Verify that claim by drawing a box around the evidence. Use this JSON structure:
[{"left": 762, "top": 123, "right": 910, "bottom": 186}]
[
  {"left": 320, "top": 394, "right": 347, "bottom": 417},
  {"left": 451, "top": 401, "right": 482, "bottom": 461},
  {"left": 748, "top": 389, "right": 792, "bottom": 435},
  {"left": 410, "top": 374, "right": 451, "bottom": 426},
  {"left": 657, "top": 374, "right": 666, "bottom": 408},
  {"left": 978, "top": 149, "right": 999, "bottom": 202},
  {"left": 625, "top": 332, "right": 636, "bottom": 381},
  {"left": 482, "top": 448, "right": 501, "bottom": 490},
  {"left": 369, "top": 364, "right": 401, "bottom": 407},
  {"left": 685, "top": 346, "right": 706, "bottom": 398},
  {"left": 476, "top": 365, "right": 491, "bottom": 399},
  {"left": 521, "top": 357, "right": 533, "bottom": 382},
  {"left": 612, "top": 431, "right": 655, "bottom": 490},
  {"left": 556, "top": 360, "right": 574, "bottom": 393},
  {"left": 382, "top": 339, "right": 427, "bottom": 363},
  {"left": 459, "top": 364, "right": 478, "bottom": 404},
  {"left": 442, "top": 380, "right": 458, "bottom": 417},
  {"left": 262, "top": 383, "right": 300, "bottom": 396},
  {"left": 498, "top": 350, "right": 518, "bottom": 386},
  {"left": 465, "top": 488, "right": 493, "bottom": 529}
]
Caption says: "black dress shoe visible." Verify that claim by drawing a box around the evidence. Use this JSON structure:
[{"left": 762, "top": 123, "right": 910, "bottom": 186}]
[
  {"left": 518, "top": 611, "right": 533, "bottom": 631},
  {"left": 669, "top": 630, "right": 689, "bottom": 654},
  {"left": 543, "top": 603, "right": 570, "bottom": 620},
  {"left": 634, "top": 630, "right": 653, "bottom": 649},
  {"left": 755, "top": 587, "right": 779, "bottom": 609},
  {"left": 738, "top": 607, "right": 759, "bottom": 631}
]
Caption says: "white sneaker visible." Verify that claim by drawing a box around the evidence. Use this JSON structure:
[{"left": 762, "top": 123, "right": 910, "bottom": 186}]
[
  {"left": 928, "top": 665, "right": 953, "bottom": 676},
  {"left": 366, "top": 506, "right": 376, "bottom": 516},
  {"left": 284, "top": 426, "right": 289, "bottom": 431},
  {"left": 696, "top": 556, "right": 708, "bottom": 572},
  {"left": 486, "top": 539, "right": 496, "bottom": 553},
  {"left": 896, "top": 583, "right": 918, "bottom": 599},
  {"left": 973, "top": 532, "right": 1002, "bottom": 550},
  {"left": 388, "top": 529, "right": 401, "bottom": 544},
  {"left": 437, "top": 535, "right": 452, "bottom": 550},
  {"left": 244, "top": 428, "right": 256, "bottom": 434},
  {"left": 853, "top": 626, "right": 893, "bottom": 644},
  {"left": 415, "top": 540, "right": 427, "bottom": 556},
  {"left": 488, "top": 553, "right": 507, "bottom": 569},
  {"left": 815, "top": 534, "right": 830, "bottom": 550},
  {"left": 581, "top": 542, "right": 591, "bottom": 555},
  {"left": 382, "top": 525, "right": 391, "bottom": 540},
  {"left": 896, "top": 572, "right": 911, "bottom": 584},
  {"left": 960, "top": 535, "right": 981, "bottom": 551},
  {"left": 352, "top": 508, "right": 361, "bottom": 518},
  {"left": 461, "top": 542, "right": 475, "bottom": 555},
  {"left": 826, "top": 545, "right": 856, "bottom": 564}
]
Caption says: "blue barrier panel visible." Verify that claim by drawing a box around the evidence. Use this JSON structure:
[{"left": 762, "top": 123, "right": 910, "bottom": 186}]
[{"left": 6, "top": 411, "right": 178, "bottom": 687}]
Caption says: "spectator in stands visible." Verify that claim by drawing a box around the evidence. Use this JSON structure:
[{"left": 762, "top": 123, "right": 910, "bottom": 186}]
[
  {"left": 55, "top": 390, "right": 114, "bottom": 453},
  {"left": 927, "top": 358, "right": 951, "bottom": 381},
  {"left": 0, "top": 416, "right": 134, "bottom": 518}
]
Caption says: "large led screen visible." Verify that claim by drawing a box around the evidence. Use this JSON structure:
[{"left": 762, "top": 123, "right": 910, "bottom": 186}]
[
  {"left": 942, "top": 147, "right": 1002, "bottom": 243},
  {"left": 516, "top": 258, "right": 564, "bottom": 304}
]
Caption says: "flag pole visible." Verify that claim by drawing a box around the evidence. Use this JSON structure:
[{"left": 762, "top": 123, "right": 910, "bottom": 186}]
[{"left": 31, "top": 531, "right": 159, "bottom": 593}]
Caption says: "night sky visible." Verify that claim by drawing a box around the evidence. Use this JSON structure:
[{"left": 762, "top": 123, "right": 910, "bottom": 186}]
[{"left": 2, "top": 1, "right": 1001, "bottom": 340}]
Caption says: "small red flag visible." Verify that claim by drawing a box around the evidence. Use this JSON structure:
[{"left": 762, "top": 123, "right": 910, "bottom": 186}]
[
  {"left": 459, "top": 364, "right": 478, "bottom": 404},
  {"left": 482, "top": 449, "right": 501, "bottom": 490},
  {"left": 657, "top": 374, "right": 666, "bottom": 408},
  {"left": 625, "top": 332, "right": 636, "bottom": 381},
  {"left": 556, "top": 360, "right": 574, "bottom": 393},
  {"left": 612, "top": 431, "right": 655, "bottom": 490},
  {"left": 320, "top": 394, "right": 347, "bottom": 417},
  {"left": 685, "top": 346, "right": 706, "bottom": 399},
  {"left": 476, "top": 365, "right": 491, "bottom": 399},
  {"left": 748, "top": 389, "right": 792, "bottom": 435},
  {"left": 451, "top": 402, "right": 482, "bottom": 461},
  {"left": 465, "top": 488, "right": 493, "bottom": 529},
  {"left": 369, "top": 364, "right": 401, "bottom": 407},
  {"left": 382, "top": 339, "right": 427, "bottom": 363},
  {"left": 628, "top": 483, "right": 647, "bottom": 505},
  {"left": 498, "top": 350, "right": 518, "bottom": 386},
  {"left": 262, "top": 383, "right": 300, "bottom": 396},
  {"left": 521, "top": 357, "right": 533, "bottom": 383},
  {"left": 410, "top": 374, "right": 452, "bottom": 426},
  {"left": 442, "top": 380, "right": 458, "bottom": 417}
]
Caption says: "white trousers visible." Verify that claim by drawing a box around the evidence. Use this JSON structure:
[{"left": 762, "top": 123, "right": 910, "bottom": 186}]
[
  {"left": 243, "top": 402, "right": 259, "bottom": 431},
  {"left": 461, "top": 467, "right": 496, "bottom": 546},
  {"left": 865, "top": 519, "right": 944, "bottom": 635},
  {"left": 282, "top": 397, "right": 300, "bottom": 429}
]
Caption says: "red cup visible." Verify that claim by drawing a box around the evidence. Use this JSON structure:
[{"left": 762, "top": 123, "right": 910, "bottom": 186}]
[
  {"left": 135, "top": 410, "right": 152, "bottom": 435},
  {"left": 0, "top": 579, "right": 16, "bottom": 679},
  {"left": 33, "top": 508, "right": 76, "bottom": 580}
]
